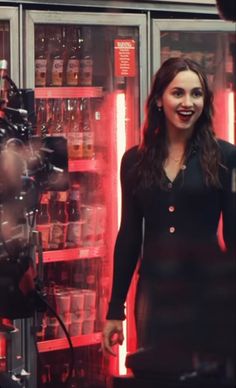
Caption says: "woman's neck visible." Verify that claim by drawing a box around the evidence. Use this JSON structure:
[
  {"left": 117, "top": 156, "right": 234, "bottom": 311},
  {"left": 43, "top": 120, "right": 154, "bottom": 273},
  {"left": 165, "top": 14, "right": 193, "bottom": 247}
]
[{"left": 166, "top": 125, "right": 193, "bottom": 147}]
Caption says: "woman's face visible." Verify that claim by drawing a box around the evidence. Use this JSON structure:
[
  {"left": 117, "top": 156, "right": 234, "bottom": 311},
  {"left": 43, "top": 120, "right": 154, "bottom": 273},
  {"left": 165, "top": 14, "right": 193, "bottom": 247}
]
[{"left": 158, "top": 70, "right": 204, "bottom": 136}]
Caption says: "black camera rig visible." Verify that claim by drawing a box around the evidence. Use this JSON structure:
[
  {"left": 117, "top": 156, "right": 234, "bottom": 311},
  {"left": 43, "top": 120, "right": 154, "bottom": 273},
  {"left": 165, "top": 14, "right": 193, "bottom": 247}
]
[{"left": 0, "top": 62, "right": 68, "bottom": 319}]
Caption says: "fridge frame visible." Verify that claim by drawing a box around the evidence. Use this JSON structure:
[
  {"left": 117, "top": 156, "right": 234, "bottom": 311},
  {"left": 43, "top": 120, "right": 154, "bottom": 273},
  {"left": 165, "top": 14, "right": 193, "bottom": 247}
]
[{"left": 24, "top": 9, "right": 148, "bottom": 126}]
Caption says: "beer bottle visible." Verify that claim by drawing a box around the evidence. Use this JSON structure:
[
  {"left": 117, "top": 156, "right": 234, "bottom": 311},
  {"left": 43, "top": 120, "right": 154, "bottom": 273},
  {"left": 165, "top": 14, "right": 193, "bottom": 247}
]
[
  {"left": 68, "top": 367, "right": 79, "bottom": 388},
  {"left": 35, "top": 26, "right": 47, "bottom": 87},
  {"left": 37, "top": 192, "right": 50, "bottom": 251},
  {"left": 50, "top": 27, "right": 64, "bottom": 86},
  {"left": 67, "top": 99, "right": 83, "bottom": 159},
  {"left": 37, "top": 192, "right": 50, "bottom": 225},
  {"left": 66, "top": 27, "right": 81, "bottom": 86},
  {"left": 81, "top": 98, "right": 94, "bottom": 159},
  {"left": 61, "top": 363, "right": 70, "bottom": 383},
  {"left": 68, "top": 185, "right": 81, "bottom": 222},
  {"left": 49, "top": 191, "right": 68, "bottom": 249},
  {"left": 41, "top": 364, "right": 52, "bottom": 387},
  {"left": 80, "top": 26, "right": 93, "bottom": 86}
]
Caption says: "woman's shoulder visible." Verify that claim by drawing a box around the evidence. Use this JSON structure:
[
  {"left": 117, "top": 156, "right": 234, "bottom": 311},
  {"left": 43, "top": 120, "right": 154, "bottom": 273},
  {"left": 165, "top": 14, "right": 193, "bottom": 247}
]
[
  {"left": 217, "top": 138, "right": 236, "bottom": 153},
  {"left": 122, "top": 145, "right": 140, "bottom": 167},
  {"left": 217, "top": 138, "right": 236, "bottom": 167}
]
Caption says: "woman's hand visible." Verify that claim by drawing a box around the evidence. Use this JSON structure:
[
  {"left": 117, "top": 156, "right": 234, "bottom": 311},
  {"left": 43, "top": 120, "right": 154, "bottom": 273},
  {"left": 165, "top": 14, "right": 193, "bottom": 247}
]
[{"left": 102, "top": 320, "right": 124, "bottom": 356}]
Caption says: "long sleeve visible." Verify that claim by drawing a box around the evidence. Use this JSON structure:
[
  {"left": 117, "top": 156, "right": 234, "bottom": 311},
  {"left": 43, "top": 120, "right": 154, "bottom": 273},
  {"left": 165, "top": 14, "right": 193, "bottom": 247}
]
[
  {"left": 221, "top": 142, "right": 236, "bottom": 257},
  {"left": 106, "top": 147, "right": 143, "bottom": 320}
]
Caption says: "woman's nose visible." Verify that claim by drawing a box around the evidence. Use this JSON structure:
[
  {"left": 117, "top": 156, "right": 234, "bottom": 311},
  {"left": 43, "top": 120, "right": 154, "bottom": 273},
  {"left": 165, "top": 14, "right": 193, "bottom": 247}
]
[{"left": 181, "top": 94, "right": 193, "bottom": 107}]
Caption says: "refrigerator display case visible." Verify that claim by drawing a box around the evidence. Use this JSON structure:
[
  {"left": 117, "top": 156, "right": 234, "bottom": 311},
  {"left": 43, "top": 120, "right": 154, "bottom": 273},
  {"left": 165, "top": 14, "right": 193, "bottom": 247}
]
[{"left": 25, "top": 10, "right": 147, "bottom": 387}]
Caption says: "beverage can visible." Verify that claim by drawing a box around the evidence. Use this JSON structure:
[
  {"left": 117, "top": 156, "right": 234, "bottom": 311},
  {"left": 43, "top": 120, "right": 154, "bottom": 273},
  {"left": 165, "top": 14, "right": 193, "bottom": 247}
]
[
  {"left": 69, "top": 319, "right": 83, "bottom": 336},
  {"left": 81, "top": 205, "right": 96, "bottom": 246},
  {"left": 55, "top": 291, "right": 71, "bottom": 326},
  {"left": 82, "top": 319, "right": 94, "bottom": 335},
  {"left": 94, "top": 204, "right": 106, "bottom": 246}
]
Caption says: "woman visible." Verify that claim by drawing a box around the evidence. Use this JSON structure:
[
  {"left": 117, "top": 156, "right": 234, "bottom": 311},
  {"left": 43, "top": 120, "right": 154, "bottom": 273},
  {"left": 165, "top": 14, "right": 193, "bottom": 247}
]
[{"left": 102, "top": 58, "right": 236, "bottom": 380}]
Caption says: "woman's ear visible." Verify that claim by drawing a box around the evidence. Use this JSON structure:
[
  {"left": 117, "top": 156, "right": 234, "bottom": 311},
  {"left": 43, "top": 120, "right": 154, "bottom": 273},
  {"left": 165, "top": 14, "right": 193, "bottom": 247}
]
[
  {"left": 156, "top": 98, "right": 162, "bottom": 109},
  {"left": 156, "top": 99, "right": 163, "bottom": 111}
]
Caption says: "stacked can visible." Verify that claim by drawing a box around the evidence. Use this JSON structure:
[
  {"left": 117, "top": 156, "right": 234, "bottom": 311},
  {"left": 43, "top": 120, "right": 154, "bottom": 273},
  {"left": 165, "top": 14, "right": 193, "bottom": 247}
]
[
  {"left": 54, "top": 288, "right": 71, "bottom": 338},
  {"left": 81, "top": 203, "right": 106, "bottom": 246},
  {"left": 81, "top": 289, "right": 96, "bottom": 334}
]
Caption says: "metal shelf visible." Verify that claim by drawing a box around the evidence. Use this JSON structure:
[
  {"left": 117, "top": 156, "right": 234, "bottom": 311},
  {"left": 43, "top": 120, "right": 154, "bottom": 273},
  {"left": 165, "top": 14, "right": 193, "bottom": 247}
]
[
  {"left": 34, "top": 86, "right": 103, "bottom": 99},
  {"left": 38, "top": 245, "right": 106, "bottom": 263},
  {"left": 68, "top": 158, "right": 106, "bottom": 173},
  {"left": 37, "top": 332, "right": 101, "bottom": 353}
]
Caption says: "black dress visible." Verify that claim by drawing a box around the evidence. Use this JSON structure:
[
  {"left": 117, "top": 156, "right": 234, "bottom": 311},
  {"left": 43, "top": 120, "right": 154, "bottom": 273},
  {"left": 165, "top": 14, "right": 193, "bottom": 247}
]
[{"left": 106, "top": 138, "right": 236, "bottom": 375}]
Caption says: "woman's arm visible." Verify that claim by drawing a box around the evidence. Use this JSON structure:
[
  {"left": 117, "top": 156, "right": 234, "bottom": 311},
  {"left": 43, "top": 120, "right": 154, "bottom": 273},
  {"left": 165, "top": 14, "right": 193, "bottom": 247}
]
[{"left": 106, "top": 147, "right": 143, "bottom": 320}]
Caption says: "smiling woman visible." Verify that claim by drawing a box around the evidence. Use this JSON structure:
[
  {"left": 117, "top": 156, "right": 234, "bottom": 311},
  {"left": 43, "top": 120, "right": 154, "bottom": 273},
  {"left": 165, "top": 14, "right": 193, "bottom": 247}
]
[
  {"left": 157, "top": 70, "right": 204, "bottom": 138},
  {"left": 102, "top": 57, "right": 236, "bottom": 384}
]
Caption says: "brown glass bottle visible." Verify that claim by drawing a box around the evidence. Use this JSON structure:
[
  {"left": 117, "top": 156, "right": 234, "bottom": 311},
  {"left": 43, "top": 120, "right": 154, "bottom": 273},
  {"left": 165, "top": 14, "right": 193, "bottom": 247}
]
[{"left": 35, "top": 26, "right": 47, "bottom": 87}]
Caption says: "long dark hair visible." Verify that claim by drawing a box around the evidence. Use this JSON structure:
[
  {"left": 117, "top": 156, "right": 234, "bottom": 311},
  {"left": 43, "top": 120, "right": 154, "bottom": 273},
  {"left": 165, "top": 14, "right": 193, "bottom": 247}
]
[{"left": 136, "top": 57, "right": 221, "bottom": 189}]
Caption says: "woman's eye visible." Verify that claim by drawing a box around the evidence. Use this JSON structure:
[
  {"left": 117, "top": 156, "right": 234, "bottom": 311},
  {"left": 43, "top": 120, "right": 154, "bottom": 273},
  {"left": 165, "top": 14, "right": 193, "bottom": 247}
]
[
  {"left": 173, "top": 90, "right": 183, "bottom": 97},
  {"left": 192, "top": 89, "right": 203, "bottom": 98}
]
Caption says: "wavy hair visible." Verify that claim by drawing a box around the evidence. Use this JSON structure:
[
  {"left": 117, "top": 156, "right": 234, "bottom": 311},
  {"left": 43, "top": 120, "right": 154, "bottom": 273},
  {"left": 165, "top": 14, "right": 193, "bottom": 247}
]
[{"left": 136, "top": 57, "right": 222, "bottom": 189}]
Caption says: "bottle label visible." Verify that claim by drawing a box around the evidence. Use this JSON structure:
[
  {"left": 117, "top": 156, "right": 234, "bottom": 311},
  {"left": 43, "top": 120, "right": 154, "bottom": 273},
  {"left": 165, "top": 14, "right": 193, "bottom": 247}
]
[
  {"left": 51, "top": 59, "right": 64, "bottom": 86},
  {"left": 49, "top": 222, "right": 66, "bottom": 249},
  {"left": 80, "top": 58, "right": 93, "bottom": 86},
  {"left": 67, "top": 222, "right": 82, "bottom": 247},
  {"left": 35, "top": 58, "right": 47, "bottom": 86},
  {"left": 83, "top": 131, "right": 94, "bottom": 159},
  {"left": 68, "top": 132, "right": 83, "bottom": 159},
  {"left": 66, "top": 59, "right": 79, "bottom": 85}
]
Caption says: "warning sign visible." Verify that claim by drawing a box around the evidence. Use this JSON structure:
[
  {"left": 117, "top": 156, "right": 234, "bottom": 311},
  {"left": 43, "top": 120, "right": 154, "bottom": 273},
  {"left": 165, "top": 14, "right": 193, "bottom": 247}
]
[{"left": 114, "top": 39, "right": 136, "bottom": 77}]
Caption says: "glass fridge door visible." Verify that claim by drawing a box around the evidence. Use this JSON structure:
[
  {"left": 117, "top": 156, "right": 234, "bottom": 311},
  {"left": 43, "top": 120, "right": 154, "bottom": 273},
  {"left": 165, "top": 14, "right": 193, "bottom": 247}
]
[
  {"left": 152, "top": 19, "right": 236, "bottom": 144},
  {"left": 25, "top": 10, "right": 147, "bottom": 386},
  {"left": 1, "top": 6, "right": 30, "bottom": 385},
  {"left": 0, "top": 7, "right": 19, "bottom": 86}
]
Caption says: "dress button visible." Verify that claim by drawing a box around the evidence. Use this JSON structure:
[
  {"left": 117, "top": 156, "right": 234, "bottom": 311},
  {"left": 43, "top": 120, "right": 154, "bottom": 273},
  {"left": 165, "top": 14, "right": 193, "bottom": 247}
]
[
  {"left": 169, "top": 226, "right": 175, "bottom": 234},
  {"left": 168, "top": 206, "right": 175, "bottom": 213},
  {"left": 168, "top": 182, "right": 173, "bottom": 189}
]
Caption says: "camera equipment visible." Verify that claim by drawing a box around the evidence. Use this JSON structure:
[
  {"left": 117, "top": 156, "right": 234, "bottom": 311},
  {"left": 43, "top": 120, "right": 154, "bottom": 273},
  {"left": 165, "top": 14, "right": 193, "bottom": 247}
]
[
  {"left": 0, "top": 59, "right": 69, "bottom": 319},
  {"left": 216, "top": 0, "right": 236, "bottom": 22}
]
